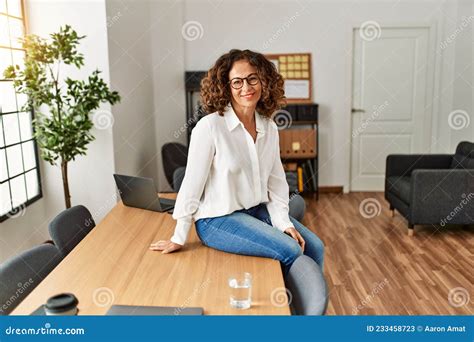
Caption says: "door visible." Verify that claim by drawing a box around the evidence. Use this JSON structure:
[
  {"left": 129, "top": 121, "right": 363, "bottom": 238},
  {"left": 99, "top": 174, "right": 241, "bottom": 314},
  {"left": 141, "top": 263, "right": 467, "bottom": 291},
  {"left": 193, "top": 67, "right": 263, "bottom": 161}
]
[{"left": 350, "top": 26, "right": 433, "bottom": 191}]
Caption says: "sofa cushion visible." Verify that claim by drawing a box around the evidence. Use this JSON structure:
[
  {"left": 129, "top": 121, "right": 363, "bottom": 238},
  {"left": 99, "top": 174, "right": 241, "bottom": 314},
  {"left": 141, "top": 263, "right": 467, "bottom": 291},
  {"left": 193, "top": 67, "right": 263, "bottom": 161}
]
[
  {"left": 387, "top": 176, "right": 411, "bottom": 204},
  {"left": 450, "top": 153, "right": 474, "bottom": 169},
  {"left": 454, "top": 141, "right": 474, "bottom": 157},
  {"left": 450, "top": 141, "right": 474, "bottom": 169},
  {"left": 467, "top": 157, "right": 474, "bottom": 169},
  {"left": 450, "top": 154, "right": 467, "bottom": 169}
]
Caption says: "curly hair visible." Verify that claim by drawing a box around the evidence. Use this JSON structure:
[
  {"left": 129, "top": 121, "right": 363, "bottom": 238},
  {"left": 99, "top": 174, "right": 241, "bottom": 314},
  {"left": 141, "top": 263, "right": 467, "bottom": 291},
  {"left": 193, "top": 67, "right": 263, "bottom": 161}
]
[{"left": 200, "top": 49, "right": 286, "bottom": 117}]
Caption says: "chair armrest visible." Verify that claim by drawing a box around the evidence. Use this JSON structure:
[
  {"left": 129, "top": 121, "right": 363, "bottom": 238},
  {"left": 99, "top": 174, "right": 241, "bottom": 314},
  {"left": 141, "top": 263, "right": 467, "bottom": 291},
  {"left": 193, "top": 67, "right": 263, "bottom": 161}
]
[
  {"left": 386, "top": 154, "right": 452, "bottom": 178},
  {"left": 410, "top": 169, "right": 474, "bottom": 224}
]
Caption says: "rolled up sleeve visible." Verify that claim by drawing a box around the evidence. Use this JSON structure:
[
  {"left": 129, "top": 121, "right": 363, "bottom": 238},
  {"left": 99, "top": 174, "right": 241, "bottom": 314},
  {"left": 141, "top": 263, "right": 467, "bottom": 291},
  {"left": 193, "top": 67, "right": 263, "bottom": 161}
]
[{"left": 170, "top": 118, "right": 215, "bottom": 245}]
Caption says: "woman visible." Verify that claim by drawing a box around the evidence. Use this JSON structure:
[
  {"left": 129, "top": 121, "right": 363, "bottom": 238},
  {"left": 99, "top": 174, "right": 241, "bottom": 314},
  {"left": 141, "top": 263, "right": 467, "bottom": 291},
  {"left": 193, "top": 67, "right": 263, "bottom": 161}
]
[{"left": 150, "top": 49, "right": 324, "bottom": 271}]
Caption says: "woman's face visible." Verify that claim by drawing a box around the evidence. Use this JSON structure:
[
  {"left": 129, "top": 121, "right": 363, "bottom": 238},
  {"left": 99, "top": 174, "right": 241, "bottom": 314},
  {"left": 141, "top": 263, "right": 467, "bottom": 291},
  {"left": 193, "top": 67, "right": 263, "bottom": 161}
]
[{"left": 228, "top": 59, "right": 262, "bottom": 109}]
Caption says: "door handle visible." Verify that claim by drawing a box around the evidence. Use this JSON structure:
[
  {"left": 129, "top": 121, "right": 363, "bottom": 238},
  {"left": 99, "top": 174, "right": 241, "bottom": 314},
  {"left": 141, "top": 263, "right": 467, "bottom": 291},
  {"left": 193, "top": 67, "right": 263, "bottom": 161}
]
[{"left": 351, "top": 108, "right": 365, "bottom": 113}]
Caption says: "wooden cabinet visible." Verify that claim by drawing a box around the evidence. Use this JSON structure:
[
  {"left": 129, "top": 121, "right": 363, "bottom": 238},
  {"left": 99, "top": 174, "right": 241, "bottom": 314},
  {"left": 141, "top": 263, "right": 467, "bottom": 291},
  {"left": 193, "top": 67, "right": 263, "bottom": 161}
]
[{"left": 279, "top": 103, "right": 319, "bottom": 199}]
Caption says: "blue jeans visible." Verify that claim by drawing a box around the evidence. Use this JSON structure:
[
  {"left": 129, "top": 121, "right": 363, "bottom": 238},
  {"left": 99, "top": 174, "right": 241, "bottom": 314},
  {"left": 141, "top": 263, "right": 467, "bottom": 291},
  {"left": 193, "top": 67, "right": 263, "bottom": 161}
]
[{"left": 195, "top": 203, "right": 324, "bottom": 271}]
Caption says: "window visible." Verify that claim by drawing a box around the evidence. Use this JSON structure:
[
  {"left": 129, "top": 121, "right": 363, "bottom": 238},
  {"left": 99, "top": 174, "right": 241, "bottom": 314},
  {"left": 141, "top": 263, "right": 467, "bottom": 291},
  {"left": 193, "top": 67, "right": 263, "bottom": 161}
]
[{"left": 1, "top": 0, "right": 41, "bottom": 222}]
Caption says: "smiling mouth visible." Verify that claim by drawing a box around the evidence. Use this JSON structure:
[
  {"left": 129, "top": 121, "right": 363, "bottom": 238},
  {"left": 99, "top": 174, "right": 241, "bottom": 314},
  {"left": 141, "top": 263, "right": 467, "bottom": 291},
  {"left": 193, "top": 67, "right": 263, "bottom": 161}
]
[{"left": 241, "top": 93, "right": 255, "bottom": 98}]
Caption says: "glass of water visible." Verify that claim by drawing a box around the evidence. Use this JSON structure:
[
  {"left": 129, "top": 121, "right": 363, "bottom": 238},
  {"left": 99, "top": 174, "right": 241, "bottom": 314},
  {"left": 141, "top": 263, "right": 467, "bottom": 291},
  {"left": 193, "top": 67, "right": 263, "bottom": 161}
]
[{"left": 228, "top": 272, "right": 252, "bottom": 309}]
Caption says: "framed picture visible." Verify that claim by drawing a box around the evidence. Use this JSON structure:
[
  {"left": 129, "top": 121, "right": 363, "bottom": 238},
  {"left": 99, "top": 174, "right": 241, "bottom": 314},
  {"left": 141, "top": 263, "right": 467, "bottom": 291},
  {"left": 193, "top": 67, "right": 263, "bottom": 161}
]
[{"left": 265, "top": 53, "right": 312, "bottom": 104}]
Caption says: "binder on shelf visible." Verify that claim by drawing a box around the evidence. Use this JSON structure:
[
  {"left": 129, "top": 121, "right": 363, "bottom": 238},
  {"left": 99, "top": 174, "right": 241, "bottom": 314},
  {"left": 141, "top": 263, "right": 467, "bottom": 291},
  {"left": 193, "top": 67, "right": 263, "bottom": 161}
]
[
  {"left": 297, "top": 166, "right": 304, "bottom": 193},
  {"left": 305, "top": 160, "right": 317, "bottom": 192}
]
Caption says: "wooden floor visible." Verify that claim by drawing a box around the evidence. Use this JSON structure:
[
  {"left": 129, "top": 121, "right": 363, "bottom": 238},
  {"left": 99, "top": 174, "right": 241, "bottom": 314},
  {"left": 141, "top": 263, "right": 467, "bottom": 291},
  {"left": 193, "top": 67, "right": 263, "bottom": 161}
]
[{"left": 301, "top": 192, "right": 473, "bottom": 315}]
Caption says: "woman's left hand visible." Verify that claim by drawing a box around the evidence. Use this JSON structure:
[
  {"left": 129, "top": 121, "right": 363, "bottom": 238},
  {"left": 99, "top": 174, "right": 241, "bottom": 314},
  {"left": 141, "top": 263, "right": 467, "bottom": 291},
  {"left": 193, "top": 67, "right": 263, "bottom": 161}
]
[{"left": 284, "top": 227, "right": 305, "bottom": 252}]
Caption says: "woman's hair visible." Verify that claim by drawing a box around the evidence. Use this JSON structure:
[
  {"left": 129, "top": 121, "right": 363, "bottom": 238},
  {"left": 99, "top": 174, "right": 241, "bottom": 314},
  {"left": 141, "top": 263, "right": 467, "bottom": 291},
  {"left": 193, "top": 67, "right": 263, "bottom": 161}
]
[{"left": 200, "top": 49, "right": 286, "bottom": 117}]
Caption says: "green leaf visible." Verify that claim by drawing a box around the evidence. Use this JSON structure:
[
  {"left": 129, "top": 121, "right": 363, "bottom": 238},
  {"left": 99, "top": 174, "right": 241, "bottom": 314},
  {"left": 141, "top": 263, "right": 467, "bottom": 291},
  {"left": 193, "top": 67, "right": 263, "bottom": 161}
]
[{"left": 2, "top": 25, "right": 121, "bottom": 169}]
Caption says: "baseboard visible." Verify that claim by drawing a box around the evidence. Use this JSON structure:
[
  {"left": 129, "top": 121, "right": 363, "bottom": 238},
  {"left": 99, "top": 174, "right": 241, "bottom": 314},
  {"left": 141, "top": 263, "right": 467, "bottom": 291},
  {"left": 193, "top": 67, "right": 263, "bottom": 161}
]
[{"left": 319, "top": 186, "right": 343, "bottom": 194}]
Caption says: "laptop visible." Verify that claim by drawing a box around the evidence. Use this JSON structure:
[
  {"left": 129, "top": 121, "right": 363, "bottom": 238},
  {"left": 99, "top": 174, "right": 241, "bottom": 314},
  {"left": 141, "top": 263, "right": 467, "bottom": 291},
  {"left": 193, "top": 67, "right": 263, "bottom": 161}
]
[
  {"left": 113, "top": 174, "right": 175, "bottom": 213},
  {"left": 106, "top": 305, "right": 203, "bottom": 316}
]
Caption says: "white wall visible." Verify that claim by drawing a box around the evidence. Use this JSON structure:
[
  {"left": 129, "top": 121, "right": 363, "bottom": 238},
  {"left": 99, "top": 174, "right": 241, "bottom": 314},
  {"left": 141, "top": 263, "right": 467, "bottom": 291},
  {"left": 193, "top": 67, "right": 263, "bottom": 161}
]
[
  {"left": 180, "top": 0, "right": 472, "bottom": 193},
  {"left": 106, "top": 0, "right": 160, "bottom": 182},
  {"left": 106, "top": 0, "right": 186, "bottom": 192},
  {"left": 0, "top": 0, "right": 117, "bottom": 263},
  {"left": 150, "top": 0, "right": 187, "bottom": 192},
  {"left": 450, "top": 0, "right": 473, "bottom": 148}
]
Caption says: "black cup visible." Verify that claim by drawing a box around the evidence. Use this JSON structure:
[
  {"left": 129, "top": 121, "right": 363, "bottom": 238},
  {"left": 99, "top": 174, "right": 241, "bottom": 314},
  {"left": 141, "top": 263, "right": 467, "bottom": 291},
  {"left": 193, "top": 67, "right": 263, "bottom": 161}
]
[{"left": 44, "top": 293, "right": 78, "bottom": 315}]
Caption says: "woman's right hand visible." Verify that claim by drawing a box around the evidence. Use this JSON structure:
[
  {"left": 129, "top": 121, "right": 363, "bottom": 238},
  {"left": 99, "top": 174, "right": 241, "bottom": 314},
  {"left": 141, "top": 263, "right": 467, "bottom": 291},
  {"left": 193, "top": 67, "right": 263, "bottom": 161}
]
[{"left": 149, "top": 239, "right": 182, "bottom": 254}]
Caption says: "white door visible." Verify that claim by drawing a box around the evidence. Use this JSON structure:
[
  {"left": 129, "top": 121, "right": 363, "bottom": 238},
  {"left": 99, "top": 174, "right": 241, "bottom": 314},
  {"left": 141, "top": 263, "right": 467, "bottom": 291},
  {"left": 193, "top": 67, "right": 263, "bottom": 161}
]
[{"left": 350, "top": 26, "right": 433, "bottom": 191}]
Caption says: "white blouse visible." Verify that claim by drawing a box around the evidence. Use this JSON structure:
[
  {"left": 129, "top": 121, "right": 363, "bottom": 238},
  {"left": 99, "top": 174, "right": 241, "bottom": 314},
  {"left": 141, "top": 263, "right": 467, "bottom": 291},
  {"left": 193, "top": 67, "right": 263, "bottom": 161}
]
[{"left": 170, "top": 103, "right": 294, "bottom": 245}]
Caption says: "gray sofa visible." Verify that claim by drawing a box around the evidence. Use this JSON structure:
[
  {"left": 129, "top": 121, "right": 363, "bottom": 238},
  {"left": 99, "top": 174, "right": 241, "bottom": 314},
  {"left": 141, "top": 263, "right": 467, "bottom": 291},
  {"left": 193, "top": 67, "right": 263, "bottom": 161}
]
[{"left": 385, "top": 141, "right": 474, "bottom": 235}]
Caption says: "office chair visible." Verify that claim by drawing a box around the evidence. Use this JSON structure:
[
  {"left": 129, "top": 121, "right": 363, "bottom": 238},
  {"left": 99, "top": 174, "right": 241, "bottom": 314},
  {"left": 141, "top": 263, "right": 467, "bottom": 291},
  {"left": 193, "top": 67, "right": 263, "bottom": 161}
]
[
  {"left": 49, "top": 205, "right": 95, "bottom": 258},
  {"left": 285, "top": 255, "right": 328, "bottom": 315},
  {"left": 0, "top": 244, "right": 61, "bottom": 315}
]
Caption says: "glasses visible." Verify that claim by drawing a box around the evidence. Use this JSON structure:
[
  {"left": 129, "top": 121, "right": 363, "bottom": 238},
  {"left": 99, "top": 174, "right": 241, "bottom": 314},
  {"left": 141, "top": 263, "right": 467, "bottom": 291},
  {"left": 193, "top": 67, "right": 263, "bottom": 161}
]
[{"left": 229, "top": 73, "right": 260, "bottom": 90}]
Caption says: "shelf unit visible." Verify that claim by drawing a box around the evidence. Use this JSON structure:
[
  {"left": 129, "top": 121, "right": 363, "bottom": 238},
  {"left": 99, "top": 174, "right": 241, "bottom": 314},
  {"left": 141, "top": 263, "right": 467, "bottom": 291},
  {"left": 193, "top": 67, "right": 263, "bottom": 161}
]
[{"left": 280, "top": 104, "right": 319, "bottom": 200}]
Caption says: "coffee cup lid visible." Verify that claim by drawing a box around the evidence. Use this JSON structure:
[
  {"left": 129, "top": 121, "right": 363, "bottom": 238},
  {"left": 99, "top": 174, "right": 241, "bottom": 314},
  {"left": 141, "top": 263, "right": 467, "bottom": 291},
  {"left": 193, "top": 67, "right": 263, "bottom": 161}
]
[{"left": 45, "top": 293, "right": 78, "bottom": 313}]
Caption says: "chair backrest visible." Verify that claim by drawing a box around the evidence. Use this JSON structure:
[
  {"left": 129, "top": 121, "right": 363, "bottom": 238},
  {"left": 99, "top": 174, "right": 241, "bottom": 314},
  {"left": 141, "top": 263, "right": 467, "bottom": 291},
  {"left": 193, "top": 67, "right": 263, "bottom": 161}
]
[
  {"left": 0, "top": 244, "right": 61, "bottom": 315},
  {"left": 286, "top": 255, "right": 328, "bottom": 315},
  {"left": 49, "top": 205, "right": 95, "bottom": 258},
  {"left": 161, "top": 143, "right": 189, "bottom": 188},
  {"left": 450, "top": 141, "right": 474, "bottom": 169},
  {"left": 288, "top": 194, "right": 306, "bottom": 222},
  {"left": 173, "top": 166, "right": 187, "bottom": 192}
]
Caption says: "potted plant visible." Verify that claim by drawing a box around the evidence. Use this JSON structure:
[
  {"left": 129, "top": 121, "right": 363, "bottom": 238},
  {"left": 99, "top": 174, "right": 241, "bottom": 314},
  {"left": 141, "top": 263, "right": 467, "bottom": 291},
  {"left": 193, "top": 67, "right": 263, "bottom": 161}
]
[{"left": 4, "top": 25, "right": 120, "bottom": 208}]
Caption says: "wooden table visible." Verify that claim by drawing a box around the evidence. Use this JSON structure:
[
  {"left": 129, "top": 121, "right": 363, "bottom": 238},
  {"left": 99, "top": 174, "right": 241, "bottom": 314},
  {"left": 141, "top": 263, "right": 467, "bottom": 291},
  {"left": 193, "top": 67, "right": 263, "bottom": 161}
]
[{"left": 12, "top": 194, "right": 290, "bottom": 315}]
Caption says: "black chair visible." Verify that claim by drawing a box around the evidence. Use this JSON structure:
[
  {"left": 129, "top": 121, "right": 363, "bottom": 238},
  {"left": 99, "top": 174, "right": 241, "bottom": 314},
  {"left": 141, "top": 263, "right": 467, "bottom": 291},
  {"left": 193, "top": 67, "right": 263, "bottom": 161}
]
[
  {"left": 0, "top": 244, "right": 61, "bottom": 315},
  {"left": 285, "top": 255, "right": 328, "bottom": 315},
  {"left": 385, "top": 141, "right": 474, "bottom": 235},
  {"left": 161, "top": 142, "right": 189, "bottom": 189},
  {"left": 49, "top": 205, "right": 95, "bottom": 258}
]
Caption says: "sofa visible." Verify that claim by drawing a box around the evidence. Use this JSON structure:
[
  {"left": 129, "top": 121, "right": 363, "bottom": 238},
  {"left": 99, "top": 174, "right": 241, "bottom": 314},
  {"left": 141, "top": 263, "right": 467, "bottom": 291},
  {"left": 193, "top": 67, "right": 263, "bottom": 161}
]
[{"left": 385, "top": 141, "right": 474, "bottom": 235}]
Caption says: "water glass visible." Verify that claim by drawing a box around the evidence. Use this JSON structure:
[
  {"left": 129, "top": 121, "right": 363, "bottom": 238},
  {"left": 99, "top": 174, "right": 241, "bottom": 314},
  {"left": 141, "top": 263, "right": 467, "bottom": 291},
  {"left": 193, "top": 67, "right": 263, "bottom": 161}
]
[{"left": 228, "top": 272, "right": 252, "bottom": 309}]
